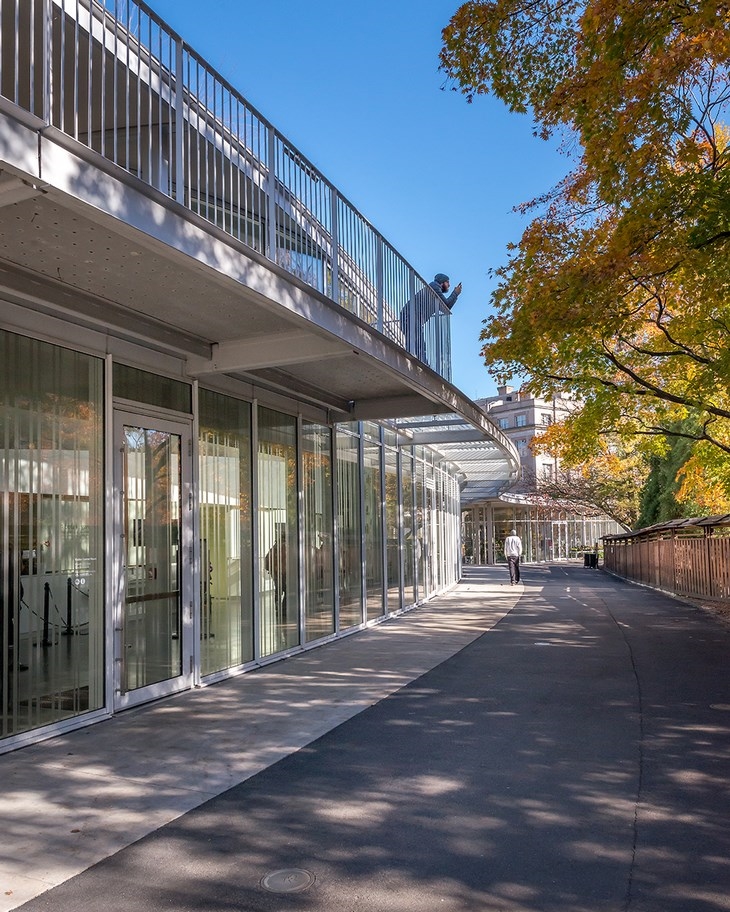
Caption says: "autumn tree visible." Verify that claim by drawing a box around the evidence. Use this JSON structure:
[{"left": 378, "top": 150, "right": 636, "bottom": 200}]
[
  {"left": 440, "top": 1, "right": 730, "bottom": 485},
  {"left": 528, "top": 427, "right": 645, "bottom": 528}
]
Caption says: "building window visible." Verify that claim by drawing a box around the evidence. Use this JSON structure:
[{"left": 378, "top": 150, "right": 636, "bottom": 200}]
[
  {"left": 302, "top": 422, "right": 335, "bottom": 643},
  {"left": 516, "top": 438, "right": 528, "bottom": 453},
  {"left": 498, "top": 417, "right": 509, "bottom": 429},
  {"left": 515, "top": 414, "right": 527, "bottom": 427},
  {"left": 542, "top": 414, "right": 553, "bottom": 425},
  {"left": 542, "top": 463, "right": 554, "bottom": 480}
]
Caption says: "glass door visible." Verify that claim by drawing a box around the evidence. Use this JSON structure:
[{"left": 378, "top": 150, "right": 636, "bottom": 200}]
[{"left": 114, "top": 412, "right": 193, "bottom": 709}]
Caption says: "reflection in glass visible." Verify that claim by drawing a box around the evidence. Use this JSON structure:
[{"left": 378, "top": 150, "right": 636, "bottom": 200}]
[
  {"left": 336, "top": 428, "right": 362, "bottom": 629},
  {"left": 384, "top": 445, "right": 400, "bottom": 611},
  {"left": 402, "top": 450, "right": 415, "bottom": 605},
  {"left": 199, "top": 390, "right": 253, "bottom": 674},
  {"left": 302, "top": 423, "right": 334, "bottom": 642},
  {"left": 424, "top": 458, "right": 435, "bottom": 598},
  {"left": 0, "top": 331, "right": 104, "bottom": 739},
  {"left": 364, "top": 434, "right": 384, "bottom": 620},
  {"left": 415, "top": 451, "right": 426, "bottom": 601},
  {"left": 122, "top": 427, "right": 182, "bottom": 692},
  {"left": 258, "top": 408, "right": 298, "bottom": 656}
]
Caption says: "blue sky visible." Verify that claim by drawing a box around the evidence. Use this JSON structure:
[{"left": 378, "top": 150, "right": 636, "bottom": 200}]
[{"left": 149, "top": 0, "right": 568, "bottom": 399}]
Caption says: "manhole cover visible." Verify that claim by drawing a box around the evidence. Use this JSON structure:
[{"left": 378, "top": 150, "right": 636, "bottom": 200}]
[{"left": 260, "top": 869, "right": 315, "bottom": 894}]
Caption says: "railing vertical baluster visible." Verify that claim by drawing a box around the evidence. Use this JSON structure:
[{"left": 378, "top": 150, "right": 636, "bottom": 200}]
[
  {"left": 30, "top": 0, "right": 35, "bottom": 115},
  {"left": 124, "top": 0, "right": 130, "bottom": 170},
  {"left": 267, "top": 128, "right": 277, "bottom": 263},
  {"left": 330, "top": 187, "right": 340, "bottom": 306},
  {"left": 14, "top": 0, "right": 20, "bottom": 105},
  {"left": 43, "top": 0, "right": 52, "bottom": 126},
  {"left": 88, "top": 0, "right": 94, "bottom": 149},
  {"left": 375, "top": 235, "right": 383, "bottom": 333},
  {"left": 112, "top": 0, "right": 118, "bottom": 163},
  {"left": 407, "top": 270, "right": 416, "bottom": 358}
]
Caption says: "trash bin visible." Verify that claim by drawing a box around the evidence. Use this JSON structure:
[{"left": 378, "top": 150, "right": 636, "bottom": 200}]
[
  {"left": 589, "top": 553, "right": 598, "bottom": 568},
  {"left": 583, "top": 553, "right": 591, "bottom": 568}
]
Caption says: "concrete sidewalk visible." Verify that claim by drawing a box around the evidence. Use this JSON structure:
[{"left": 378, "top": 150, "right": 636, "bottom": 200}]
[{"left": 0, "top": 566, "right": 521, "bottom": 911}]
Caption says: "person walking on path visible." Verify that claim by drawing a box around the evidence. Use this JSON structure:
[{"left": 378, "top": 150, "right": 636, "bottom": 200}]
[{"left": 504, "top": 528, "right": 522, "bottom": 584}]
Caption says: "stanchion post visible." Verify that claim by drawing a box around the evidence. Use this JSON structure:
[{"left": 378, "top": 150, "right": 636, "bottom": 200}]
[
  {"left": 62, "top": 576, "right": 73, "bottom": 636},
  {"left": 41, "top": 581, "right": 52, "bottom": 647}
]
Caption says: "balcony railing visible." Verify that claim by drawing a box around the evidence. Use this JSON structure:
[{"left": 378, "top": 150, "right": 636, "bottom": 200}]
[{"left": 0, "top": 0, "right": 452, "bottom": 380}]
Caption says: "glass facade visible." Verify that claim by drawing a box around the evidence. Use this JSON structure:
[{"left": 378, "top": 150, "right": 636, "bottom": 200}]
[
  {"left": 0, "top": 331, "right": 104, "bottom": 738},
  {"left": 0, "top": 333, "right": 464, "bottom": 748},
  {"left": 198, "top": 390, "right": 253, "bottom": 674}
]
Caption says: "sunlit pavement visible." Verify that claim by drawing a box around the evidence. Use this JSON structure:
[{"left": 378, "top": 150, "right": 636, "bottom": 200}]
[{"left": 4, "top": 563, "right": 730, "bottom": 912}]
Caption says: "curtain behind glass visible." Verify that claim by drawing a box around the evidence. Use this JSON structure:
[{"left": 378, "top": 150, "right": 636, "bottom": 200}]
[
  {"left": 0, "top": 331, "right": 104, "bottom": 740},
  {"left": 302, "top": 422, "right": 334, "bottom": 642},
  {"left": 258, "top": 407, "right": 298, "bottom": 656},
  {"left": 198, "top": 390, "right": 253, "bottom": 674}
]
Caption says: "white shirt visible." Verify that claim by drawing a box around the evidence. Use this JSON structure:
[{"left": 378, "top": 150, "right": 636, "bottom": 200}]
[{"left": 504, "top": 534, "right": 522, "bottom": 558}]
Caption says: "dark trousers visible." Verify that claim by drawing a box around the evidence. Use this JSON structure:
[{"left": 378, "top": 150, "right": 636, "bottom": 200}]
[{"left": 507, "top": 556, "right": 520, "bottom": 583}]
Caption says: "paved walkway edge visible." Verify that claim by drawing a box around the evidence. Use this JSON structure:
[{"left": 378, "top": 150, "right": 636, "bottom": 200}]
[{"left": 0, "top": 567, "right": 519, "bottom": 911}]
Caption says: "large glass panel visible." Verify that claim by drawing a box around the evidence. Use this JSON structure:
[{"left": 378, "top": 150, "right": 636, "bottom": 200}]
[
  {"left": 336, "top": 427, "right": 362, "bottom": 629},
  {"left": 0, "top": 331, "right": 104, "bottom": 739},
  {"left": 258, "top": 408, "right": 298, "bottom": 656},
  {"left": 199, "top": 390, "right": 253, "bottom": 674},
  {"left": 364, "top": 434, "right": 384, "bottom": 620},
  {"left": 384, "top": 446, "right": 400, "bottom": 611},
  {"left": 302, "top": 423, "right": 334, "bottom": 643},
  {"left": 121, "top": 426, "right": 182, "bottom": 692},
  {"left": 434, "top": 466, "right": 445, "bottom": 591},
  {"left": 415, "top": 451, "right": 426, "bottom": 600},
  {"left": 402, "top": 450, "right": 416, "bottom": 604},
  {"left": 425, "top": 458, "right": 435, "bottom": 597}
]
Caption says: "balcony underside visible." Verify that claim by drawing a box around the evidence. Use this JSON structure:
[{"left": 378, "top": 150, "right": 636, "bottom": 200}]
[{"left": 0, "top": 114, "right": 518, "bottom": 497}]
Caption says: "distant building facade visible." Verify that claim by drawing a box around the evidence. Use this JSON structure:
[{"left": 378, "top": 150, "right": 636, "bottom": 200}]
[
  {"left": 476, "top": 385, "right": 576, "bottom": 487},
  {"left": 464, "top": 387, "right": 625, "bottom": 564}
]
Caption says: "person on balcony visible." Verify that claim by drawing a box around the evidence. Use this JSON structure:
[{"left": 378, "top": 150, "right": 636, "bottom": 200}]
[{"left": 400, "top": 273, "right": 462, "bottom": 365}]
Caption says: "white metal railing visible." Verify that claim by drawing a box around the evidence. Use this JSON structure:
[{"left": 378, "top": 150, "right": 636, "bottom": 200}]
[{"left": 0, "top": 0, "right": 452, "bottom": 380}]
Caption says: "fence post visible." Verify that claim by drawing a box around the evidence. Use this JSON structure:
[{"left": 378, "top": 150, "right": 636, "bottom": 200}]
[{"left": 407, "top": 271, "right": 416, "bottom": 357}]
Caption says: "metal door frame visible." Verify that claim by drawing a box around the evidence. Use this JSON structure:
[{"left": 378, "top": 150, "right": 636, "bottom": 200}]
[{"left": 112, "top": 409, "right": 194, "bottom": 711}]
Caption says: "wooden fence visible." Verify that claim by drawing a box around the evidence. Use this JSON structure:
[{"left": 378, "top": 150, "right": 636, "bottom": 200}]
[{"left": 603, "top": 515, "right": 730, "bottom": 602}]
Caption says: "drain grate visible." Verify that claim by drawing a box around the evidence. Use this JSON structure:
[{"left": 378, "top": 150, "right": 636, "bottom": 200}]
[{"left": 260, "top": 869, "right": 316, "bottom": 894}]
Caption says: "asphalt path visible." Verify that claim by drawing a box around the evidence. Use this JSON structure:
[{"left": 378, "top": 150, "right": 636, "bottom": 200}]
[{"left": 17, "top": 565, "right": 730, "bottom": 912}]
